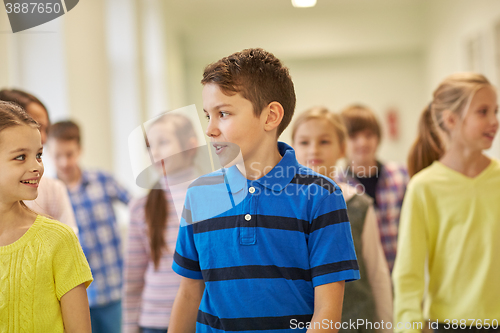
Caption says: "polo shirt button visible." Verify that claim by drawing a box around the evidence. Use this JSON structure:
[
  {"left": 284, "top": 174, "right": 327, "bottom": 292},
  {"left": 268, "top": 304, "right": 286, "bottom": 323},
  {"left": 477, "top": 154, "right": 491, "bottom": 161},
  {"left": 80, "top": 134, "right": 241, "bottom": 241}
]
[
  {"left": 249, "top": 187, "right": 255, "bottom": 194},
  {"left": 245, "top": 214, "right": 251, "bottom": 221}
]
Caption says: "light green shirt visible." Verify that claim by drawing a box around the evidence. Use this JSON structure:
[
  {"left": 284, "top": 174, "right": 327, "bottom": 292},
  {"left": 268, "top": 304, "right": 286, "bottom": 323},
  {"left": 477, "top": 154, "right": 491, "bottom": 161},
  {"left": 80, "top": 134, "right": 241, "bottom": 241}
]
[{"left": 393, "top": 159, "right": 500, "bottom": 333}]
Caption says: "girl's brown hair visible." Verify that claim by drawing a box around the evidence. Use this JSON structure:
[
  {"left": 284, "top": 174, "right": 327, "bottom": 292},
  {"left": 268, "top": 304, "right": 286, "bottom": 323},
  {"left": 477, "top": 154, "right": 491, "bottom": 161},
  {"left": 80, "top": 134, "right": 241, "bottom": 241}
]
[
  {"left": 145, "top": 113, "right": 197, "bottom": 270},
  {"left": 0, "top": 101, "right": 40, "bottom": 212},
  {"left": 291, "top": 106, "right": 347, "bottom": 151},
  {"left": 407, "top": 72, "right": 492, "bottom": 177},
  {"left": 0, "top": 89, "right": 50, "bottom": 123}
]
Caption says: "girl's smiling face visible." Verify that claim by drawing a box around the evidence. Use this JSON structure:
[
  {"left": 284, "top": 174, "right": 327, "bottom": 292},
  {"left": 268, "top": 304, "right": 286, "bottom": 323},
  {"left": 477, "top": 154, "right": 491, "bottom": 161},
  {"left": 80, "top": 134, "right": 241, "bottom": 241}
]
[
  {"left": 0, "top": 125, "right": 44, "bottom": 203},
  {"left": 457, "top": 86, "right": 499, "bottom": 152}
]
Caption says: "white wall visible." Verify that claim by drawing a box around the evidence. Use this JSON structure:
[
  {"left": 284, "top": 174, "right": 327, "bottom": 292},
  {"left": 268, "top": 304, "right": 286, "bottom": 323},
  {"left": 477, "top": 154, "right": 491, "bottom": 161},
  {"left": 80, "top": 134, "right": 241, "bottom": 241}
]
[
  {"left": 282, "top": 51, "right": 426, "bottom": 164},
  {"left": 182, "top": 1, "right": 427, "bottom": 165},
  {"left": 425, "top": 0, "right": 500, "bottom": 158}
]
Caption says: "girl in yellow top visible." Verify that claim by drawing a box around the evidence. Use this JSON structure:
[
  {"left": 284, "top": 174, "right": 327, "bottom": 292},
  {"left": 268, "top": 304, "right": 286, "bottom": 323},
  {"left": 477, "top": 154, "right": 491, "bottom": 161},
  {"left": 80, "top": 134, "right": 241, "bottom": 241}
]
[
  {"left": 0, "top": 101, "right": 93, "bottom": 333},
  {"left": 393, "top": 73, "right": 500, "bottom": 333}
]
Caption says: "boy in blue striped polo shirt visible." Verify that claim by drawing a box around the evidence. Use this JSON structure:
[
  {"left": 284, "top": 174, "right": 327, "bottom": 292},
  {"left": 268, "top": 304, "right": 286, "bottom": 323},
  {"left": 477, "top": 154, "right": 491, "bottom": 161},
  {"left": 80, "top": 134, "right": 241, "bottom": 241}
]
[{"left": 170, "top": 48, "right": 360, "bottom": 333}]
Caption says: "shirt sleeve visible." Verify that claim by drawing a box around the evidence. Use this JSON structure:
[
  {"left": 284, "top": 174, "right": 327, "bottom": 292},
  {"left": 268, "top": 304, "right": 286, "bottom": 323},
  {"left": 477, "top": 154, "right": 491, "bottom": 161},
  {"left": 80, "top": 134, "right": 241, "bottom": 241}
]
[
  {"left": 52, "top": 179, "right": 79, "bottom": 236},
  {"left": 171, "top": 193, "right": 203, "bottom": 280},
  {"left": 392, "top": 182, "right": 428, "bottom": 333},
  {"left": 308, "top": 187, "right": 360, "bottom": 287},
  {"left": 361, "top": 205, "right": 393, "bottom": 330},
  {"left": 52, "top": 225, "right": 93, "bottom": 300},
  {"left": 105, "top": 173, "right": 132, "bottom": 205},
  {"left": 122, "top": 199, "right": 149, "bottom": 333}
]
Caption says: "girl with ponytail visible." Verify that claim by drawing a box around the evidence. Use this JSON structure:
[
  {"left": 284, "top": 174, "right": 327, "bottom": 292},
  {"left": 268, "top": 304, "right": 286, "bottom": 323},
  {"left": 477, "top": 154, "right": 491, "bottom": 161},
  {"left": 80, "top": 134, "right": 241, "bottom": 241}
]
[
  {"left": 123, "top": 113, "right": 198, "bottom": 333},
  {"left": 393, "top": 73, "right": 500, "bottom": 333}
]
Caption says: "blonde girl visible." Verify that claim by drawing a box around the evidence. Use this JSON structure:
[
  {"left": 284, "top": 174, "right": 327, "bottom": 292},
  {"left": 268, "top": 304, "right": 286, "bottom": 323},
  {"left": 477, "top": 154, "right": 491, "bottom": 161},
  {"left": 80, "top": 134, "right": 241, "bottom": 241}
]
[
  {"left": 292, "top": 107, "right": 393, "bottom": 333},
  {"left": 0, "top": 101, "right": 92, "bottom": 333},
  {"left": 393, "top": 73, "right": 500, "bottom": 333}
]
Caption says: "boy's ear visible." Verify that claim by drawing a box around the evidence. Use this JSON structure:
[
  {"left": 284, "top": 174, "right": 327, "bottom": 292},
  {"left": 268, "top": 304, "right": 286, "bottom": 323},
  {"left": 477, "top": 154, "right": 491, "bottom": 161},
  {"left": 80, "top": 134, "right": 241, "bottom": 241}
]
[{"left": 263, "top": 101, "right": 284, "bottom": 133}]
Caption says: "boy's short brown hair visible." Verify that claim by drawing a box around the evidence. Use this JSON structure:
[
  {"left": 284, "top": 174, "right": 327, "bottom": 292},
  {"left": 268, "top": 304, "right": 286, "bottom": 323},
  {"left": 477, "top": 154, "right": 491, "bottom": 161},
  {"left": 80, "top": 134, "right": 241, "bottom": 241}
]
[
  {"left": 340, "top": 104, "right": 382, "bottom": 140},
  {"left": 201, "top": 48, "right": 296, "bottom": 136},
  {"left": 48, "top": 120, "right": 81, "bottom": 145}
]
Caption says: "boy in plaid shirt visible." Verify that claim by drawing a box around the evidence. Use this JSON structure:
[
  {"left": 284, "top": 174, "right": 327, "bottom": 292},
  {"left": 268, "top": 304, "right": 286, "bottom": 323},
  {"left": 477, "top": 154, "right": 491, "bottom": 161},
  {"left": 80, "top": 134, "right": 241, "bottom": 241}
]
[
  {"left": 47, "top": 120, "right": 131, "bottom": 333},
  {"left": 337, "top": 105, "right": 409, "bottom": 272}
]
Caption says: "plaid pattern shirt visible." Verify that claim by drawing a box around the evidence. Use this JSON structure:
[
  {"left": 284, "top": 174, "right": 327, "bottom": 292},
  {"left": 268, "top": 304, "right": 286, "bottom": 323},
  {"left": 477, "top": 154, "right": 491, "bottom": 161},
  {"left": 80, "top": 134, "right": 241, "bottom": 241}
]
[
  {"left": 66, "top": 169, "right": 131, "bottom": 307},
  {"left": 337, "top": 162, "right": 409, "bottom": 272}
]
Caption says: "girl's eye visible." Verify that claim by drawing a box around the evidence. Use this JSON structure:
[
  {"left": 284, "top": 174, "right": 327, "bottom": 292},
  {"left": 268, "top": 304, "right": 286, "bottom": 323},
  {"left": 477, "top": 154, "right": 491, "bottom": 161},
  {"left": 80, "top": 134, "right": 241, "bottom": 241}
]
[
  {"left": 299, "top": 141, "right": 308, "bottom": 145},
  {"left": 36, "top": 152, "right": 43, "bottom": 159},
  {"left": 220, "top": 112, "right": 229, "bottom": 118},
  {"left": 205, "top": 114, "right": 210, "bottom": 121},
  {"left": 15, "top": 155, "right": 25, "bottom": 161},
  {"left": 479, "top": 108, "right": 488, "bottom": 115},
  {"left": 321, "top": 140, "right": 331, "bottom": 144}
]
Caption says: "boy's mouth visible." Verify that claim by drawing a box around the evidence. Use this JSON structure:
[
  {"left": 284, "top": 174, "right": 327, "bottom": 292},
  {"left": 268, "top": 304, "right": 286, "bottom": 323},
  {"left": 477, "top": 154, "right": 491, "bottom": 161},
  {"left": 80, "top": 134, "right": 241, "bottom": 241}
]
[
  {"left": 20, "top": 178, "right": 40, "bottom": 188},
  {"left": 213, "top": 144, "right": 228, "bottom": 155},
  {"left": 484, "top": 132, "right": 496, "bottom": 140}
]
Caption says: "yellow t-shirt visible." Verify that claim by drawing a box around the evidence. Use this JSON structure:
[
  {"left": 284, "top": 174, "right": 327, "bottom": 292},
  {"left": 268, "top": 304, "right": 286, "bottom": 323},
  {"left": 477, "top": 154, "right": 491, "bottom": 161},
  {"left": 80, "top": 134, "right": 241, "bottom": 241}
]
[
  {"left": 393, "top": 159, "right": 500, "bottom": 333},
  {"left": 0, "top": 215, "right": 93, "bottom": 333}
]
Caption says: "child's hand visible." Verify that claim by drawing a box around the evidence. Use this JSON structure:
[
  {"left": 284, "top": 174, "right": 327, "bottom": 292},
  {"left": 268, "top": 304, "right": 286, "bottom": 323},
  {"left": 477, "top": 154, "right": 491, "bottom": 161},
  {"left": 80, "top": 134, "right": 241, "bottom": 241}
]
[{"left": 60, "top": 283, "right": 92, "bottom": 333}]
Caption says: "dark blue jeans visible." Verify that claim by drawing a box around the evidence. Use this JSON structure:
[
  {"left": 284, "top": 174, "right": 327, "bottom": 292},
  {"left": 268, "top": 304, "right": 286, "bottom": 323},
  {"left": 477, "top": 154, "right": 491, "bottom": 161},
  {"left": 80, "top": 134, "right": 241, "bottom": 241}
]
[{"left": 89, "top": 301, "right": 122, "bottom": 333}]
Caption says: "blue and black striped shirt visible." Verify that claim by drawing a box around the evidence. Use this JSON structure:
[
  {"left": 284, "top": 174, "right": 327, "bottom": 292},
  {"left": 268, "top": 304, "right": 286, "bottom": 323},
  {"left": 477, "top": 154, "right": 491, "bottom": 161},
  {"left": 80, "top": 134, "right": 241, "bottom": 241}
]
[{"left": 173, "top": 142, "right": 360, "bottom": 332}]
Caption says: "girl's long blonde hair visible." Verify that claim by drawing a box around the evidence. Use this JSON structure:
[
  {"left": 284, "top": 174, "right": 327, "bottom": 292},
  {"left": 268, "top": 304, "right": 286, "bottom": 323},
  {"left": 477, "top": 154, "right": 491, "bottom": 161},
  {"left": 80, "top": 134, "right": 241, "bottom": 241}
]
[{"left": 407, "top": 73, "right": 492, "bottom": 177}]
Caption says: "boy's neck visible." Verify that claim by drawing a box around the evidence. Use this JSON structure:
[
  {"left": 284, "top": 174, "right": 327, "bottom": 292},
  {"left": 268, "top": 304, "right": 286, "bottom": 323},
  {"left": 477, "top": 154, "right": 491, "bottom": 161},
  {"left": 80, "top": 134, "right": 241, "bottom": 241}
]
[
  {"left": 58, "top": 166, "right": 82, "bottom": 189},
  {"left": 237, "top": 143, "right": 282, "bottom": 180},
  {"left": 440, "top": 145, "right": 490, "bottom": 178},
  {"left": 351, "top": 159, "right": 379, "bottom": 178}
]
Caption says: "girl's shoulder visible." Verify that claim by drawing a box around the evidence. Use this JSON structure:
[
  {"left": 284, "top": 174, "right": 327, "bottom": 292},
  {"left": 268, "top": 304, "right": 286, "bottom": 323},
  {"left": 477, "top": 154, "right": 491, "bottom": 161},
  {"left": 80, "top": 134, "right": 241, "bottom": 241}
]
[{"left": 35, "top": 215, "right": 79, "bottom": 246}]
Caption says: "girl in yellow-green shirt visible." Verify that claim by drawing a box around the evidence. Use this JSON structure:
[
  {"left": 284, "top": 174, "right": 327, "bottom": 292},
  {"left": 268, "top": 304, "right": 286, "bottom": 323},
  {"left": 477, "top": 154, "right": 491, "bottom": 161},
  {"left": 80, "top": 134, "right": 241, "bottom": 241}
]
[
  {"left": 0, "top": 101, "right": 93, "bottom": 333},
  {"left": 393, "top": 73, "right": 500, "bottom": 333}
]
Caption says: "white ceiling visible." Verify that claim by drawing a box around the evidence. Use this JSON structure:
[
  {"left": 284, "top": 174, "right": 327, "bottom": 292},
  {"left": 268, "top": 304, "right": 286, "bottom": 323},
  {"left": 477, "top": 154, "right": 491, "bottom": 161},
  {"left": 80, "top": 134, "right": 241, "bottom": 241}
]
[{"left": 162, "top": 0, "right": 429, "bottom": 62}]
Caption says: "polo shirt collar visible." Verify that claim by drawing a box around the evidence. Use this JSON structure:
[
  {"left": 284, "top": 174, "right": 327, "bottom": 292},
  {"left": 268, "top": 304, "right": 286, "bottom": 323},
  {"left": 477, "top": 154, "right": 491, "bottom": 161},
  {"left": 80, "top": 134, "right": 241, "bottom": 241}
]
[{"left": 223, "top": 142, "right": 299, "bottom": 193}]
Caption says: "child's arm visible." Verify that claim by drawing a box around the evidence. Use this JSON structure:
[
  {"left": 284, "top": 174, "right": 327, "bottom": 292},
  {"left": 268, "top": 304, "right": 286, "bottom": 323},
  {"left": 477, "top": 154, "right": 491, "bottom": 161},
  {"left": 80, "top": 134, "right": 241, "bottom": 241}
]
[
  {"left": 122, "top": 200, "right": 149, "bottom": 333},
  {"left": 60, "top": 283, "right": 91, "bottom": 333},
  {"left": 105, "top": 173, "right": 132, "bottom": 205},
  {"left": 308, "top": 281, "right": 345, "bottom": 333},
  {"left": 169, "top": 277, "right": 205, "bottom": 333},
  {"left": 362, "top": 206, "right": 393, "bottom": 330}
]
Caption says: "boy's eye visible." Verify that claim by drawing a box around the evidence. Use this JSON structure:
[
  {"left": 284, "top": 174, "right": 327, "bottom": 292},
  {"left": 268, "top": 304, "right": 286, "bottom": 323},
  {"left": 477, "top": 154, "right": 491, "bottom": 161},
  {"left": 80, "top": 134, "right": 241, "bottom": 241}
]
[
  {"left": 15, "top": 154, "right": 25, "bottom": 161},
  {"left": 479, "top": 108, "right": 487, "bottom": 115},
  {"left": 220, "top": 111, "right": 229, "bottom": 118},
  {"left": 204, "top": 113, "right": 210, "bottom": 121},
  {"left": 36, "top": 152, "right": 43, "bottom": 159},
  {"left": 321, "top": 140, "right": 331, "bottom": 144},
  {"left": 299, "top": 141, "right": 308, "bottom": 145}
]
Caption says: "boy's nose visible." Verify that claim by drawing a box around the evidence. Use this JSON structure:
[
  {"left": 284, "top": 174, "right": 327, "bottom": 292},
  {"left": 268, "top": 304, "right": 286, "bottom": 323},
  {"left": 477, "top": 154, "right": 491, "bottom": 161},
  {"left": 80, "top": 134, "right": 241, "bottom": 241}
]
[{"left": 205, "top": 120, "right": 220, "bottom": 138}]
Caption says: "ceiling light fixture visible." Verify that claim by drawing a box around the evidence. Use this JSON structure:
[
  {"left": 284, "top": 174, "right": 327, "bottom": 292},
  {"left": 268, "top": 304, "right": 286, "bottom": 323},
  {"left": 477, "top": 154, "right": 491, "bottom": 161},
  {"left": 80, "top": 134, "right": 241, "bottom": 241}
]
[{"left": 291, "top": 0, "right": 317, "bottom": 8}]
